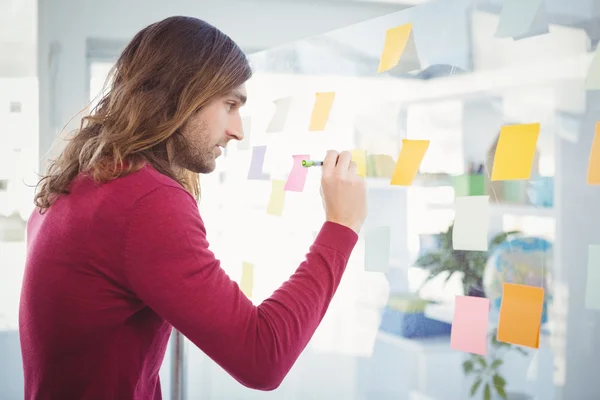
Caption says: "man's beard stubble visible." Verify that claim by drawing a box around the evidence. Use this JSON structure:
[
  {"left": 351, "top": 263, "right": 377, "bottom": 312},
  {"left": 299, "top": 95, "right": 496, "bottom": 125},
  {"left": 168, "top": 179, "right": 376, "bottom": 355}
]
[{"left": 169, "top": 126, "right": 216, "bottom": 174}]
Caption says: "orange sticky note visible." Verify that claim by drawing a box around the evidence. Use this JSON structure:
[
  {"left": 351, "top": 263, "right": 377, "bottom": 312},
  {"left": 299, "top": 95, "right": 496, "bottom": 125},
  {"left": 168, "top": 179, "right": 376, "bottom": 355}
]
[
  {"left": 390, "top": 139, "right": 429, "bottom": 186},
  {"left": 451, "top": 296, "right": 490, "bottom": 356},
  {"left": 497, "top": 283, "right": 544, "bottom": 349},
  {"left": 378, "top": 23, "right": 418, "bottom": 73},
  {"left": 491, "top": 123, "right": 540, "bottom": 181},
  {"left": 267, "top": 180, "right": 286, "bottom": 216},
  {"left": 351, "top": 149, "right": 367, "bottom": 177},
  {"left": 240, "top": 262, "right": 254, "bottom": 298},
  {"left": 587, "top": 122, "right": 600, "bottom": 184},
  {"left": 309, "top": 92, "right": 335, "bottom": 131}
]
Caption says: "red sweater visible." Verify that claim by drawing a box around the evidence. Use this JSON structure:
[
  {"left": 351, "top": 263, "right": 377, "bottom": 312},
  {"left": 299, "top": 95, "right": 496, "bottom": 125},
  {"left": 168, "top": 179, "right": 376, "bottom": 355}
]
[{"left": 19, "top": 164, "right": 358, "bottom": 399}]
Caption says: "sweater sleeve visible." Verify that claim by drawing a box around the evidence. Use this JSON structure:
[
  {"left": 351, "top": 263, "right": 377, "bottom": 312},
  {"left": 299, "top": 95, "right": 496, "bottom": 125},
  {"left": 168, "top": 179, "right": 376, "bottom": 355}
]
[{"left": 122, "top": 185, "right": 358, "bottom": 391}]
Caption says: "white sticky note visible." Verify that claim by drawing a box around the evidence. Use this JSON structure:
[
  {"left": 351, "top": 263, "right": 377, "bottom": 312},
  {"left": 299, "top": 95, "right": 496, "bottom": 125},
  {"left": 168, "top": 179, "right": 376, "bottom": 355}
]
[
  {"left": 365, "top": 226, "right": 391, "bottom": 273},
  {"left": 453, "top": 196, "right": 489, "bottom": 251},
  {"left": 495, "top": 0, "right": 549, "bottom": 40},
  {"left": 585, "top": 245, "right": 600, "bottom": 310},
  {"left": 266, "top": 97, "right": 292, "bottom": 133}
]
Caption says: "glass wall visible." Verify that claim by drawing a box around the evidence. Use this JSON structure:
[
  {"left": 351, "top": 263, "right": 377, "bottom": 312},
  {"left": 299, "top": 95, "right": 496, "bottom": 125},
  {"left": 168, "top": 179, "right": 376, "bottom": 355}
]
[
  {"left": 0, "top": 0, "right": 37, "bottom": 397},
  {"left": 184, "top": 0, "right": 600, "bottom": 399}
]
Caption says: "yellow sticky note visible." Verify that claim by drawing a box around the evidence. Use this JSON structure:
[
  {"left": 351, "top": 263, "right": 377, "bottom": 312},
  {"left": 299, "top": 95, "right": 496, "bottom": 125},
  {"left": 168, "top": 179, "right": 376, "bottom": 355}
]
[
  {"left": 491, "top": 123, "right": 540, "bottom": 181},
  {"left": 390, "top": 139, "right": 429, "bottom": 186},
  {"left": 497, "top": 283, "right": 544, "bottom": 349},
  {"left": 309, "top": 92, "right": 335, "bottom": 131},
  {"left": 351, "top": 149, "right": 367, "bottom": 177},
  {"left": 267, "top": 180, "right": 286, "bottom": 216},
  {"left": 378, "top": 23, "right": 413, "bottom": 73},
  {"left": 587, "top": 122, "right": 600, "bottom": 184},
  {"left": 240, "top": 262, "right": 254, "bottom": 298}
]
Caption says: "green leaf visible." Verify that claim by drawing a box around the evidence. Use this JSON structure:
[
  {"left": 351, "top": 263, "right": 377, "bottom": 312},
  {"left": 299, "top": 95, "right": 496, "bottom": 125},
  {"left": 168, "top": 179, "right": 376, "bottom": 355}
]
[
  {"left": 476, "top": 356, "right": 487, "bottom": 368},
  {"left": 484, "top": 383, "right": 491, "bottom": 400},
  {"left": 414, "top": 252, "right": 442, "bottom": 268},
  {"left": 470, "top": 377, "right": 482, "bottom": 396},
  {"left": 516, "top": 347, "right": 529, "bottom": 356},
  {"left": 491, "top": 359, "right": 504, "bottom": 370},
  {"left": 493, "top": 373, "right": 506, "bottom": 387},
  {"left": 463, "top": 359, "right": 474, "bottom": 374},
  {"left": 494, "top": 380, "right": 507, "bottom": 399}
]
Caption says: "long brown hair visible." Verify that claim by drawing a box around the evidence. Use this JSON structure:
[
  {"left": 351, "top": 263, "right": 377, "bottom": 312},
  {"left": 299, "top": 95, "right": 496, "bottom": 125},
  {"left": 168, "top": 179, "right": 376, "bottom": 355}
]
[{"left": 35, "top": 16, "right": 252, "bottom": 211}]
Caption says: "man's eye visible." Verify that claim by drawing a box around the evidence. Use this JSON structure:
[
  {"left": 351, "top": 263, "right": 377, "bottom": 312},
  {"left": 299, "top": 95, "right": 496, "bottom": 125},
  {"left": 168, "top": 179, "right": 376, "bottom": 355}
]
[{"left": 227, "top": 102, "right": 236, "bottom": 110}]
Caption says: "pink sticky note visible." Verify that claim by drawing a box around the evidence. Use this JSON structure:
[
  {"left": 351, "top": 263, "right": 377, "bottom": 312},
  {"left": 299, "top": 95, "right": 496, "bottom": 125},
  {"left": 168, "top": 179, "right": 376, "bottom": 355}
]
[
  {"left": 248, "top": 146, "right": 270, "bottom": 180},
  {"left": 284, "top": 154, "right": 310, "bottom": 192},
  {"left": 450, "top": 295, "right": 490, "bottom": 356}
]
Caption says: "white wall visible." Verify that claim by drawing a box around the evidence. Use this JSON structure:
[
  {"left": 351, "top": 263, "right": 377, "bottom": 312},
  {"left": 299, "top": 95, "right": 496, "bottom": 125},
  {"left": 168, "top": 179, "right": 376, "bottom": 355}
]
[{"left": 36, "top": 0, "right": 407, "bottom": 170}]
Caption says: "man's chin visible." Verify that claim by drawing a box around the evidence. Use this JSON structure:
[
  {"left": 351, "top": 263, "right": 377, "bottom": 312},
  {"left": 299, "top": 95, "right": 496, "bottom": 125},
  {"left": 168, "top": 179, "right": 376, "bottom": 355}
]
[{"left": 195, "top": 161, "right": 217, "bottom": 174}]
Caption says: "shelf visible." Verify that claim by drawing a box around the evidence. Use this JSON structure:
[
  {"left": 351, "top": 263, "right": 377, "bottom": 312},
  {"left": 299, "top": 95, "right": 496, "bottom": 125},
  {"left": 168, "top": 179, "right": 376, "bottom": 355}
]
[
  {"left": 376, "top": 330, "right": 452, "bottom": 353},
  {"left": 423, "top": 303, "right": 455, "bottom": 325},
  {"left": 426, "top": 202, "right": 554, "bottom": 218}
]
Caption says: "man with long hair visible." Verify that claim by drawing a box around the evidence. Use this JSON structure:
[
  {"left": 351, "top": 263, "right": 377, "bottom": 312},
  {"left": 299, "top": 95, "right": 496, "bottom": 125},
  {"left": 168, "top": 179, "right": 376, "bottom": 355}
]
[{"left": 19, "top": 16, "right": 366, "bottom": 399}]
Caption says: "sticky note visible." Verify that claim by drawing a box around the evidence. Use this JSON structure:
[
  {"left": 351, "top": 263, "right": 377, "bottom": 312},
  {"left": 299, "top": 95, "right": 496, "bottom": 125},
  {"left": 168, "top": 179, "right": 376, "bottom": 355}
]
[
  {"left": 585, "top": 245, "right": 600, "bottom": 310},
  {"left": 586, "top": 44, "right": 600, "bottom": 91},
  {"left": 390, "top": 139, "right": 429, "bottom": 186},
  {"left": 240, "top": 262, "right": 254, "bottom": 298},
  {"left": 351, "top": 149, "right": 367, "bottom": 177},
  {"left": 453, "top": 196, "right": 489, "bottom": 251},
  {"left": 284, "top": 154, "right": 310, "bottom": 192},
  {"left": 377, "top": 23, "right": 421, "bottom": 74},
  {"left": 368, "top": 154, "right": 395, "bottom": 178},
  {"left": 267, "top": 180, "right": 286, "bottom": 216},
  {"left": 238, "top": 116, "right": 252, "bottom": 150},
  {"left": 495, "top": 0, "right": 549, "bottom": 40},
  {"left": 491, "top": 123, "right": 540, "bottom": 181},
  {"left": 587, "top": 122, "right": 600, "bottom": 184},
  {"left": 364, "top": 226, "right": 391, "bottom": 273},
  {"left": 266, "top": 97, "right": 292, "bottom": 133},
  {"left": 309, "top": 92, "right": 335, "bottom": 131},
  {"left": 451, "top": 296, "right": 490, "bottom": 356},
  {"left": 247, "top": 145, "right": 270, "bottom": 180},
  {"left": 497, "top": 283, "right": 544, "bottom": 349}
]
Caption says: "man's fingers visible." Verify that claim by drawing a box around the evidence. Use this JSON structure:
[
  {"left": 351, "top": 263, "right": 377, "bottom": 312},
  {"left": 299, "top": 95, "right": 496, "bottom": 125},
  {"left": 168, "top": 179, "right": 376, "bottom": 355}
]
[
  {"left": 322, "top": 150, "right": 339, "bottom": 172},
  {"left": 335, "top": 151, "right": 352, "bottom": 172},
  {"left": 348, "top": 161, "right": 358, "bottom": 175}
]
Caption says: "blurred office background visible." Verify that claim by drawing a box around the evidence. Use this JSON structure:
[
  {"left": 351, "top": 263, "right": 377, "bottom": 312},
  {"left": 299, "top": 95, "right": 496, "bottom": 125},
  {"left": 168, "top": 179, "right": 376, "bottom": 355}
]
[{"left": 2, "top": 0, "right": 600, "bottom": 398}]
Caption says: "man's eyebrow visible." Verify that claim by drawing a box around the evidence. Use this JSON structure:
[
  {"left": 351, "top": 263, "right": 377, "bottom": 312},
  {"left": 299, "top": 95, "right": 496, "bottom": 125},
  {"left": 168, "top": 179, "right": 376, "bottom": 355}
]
[{"left": 231, "top": 90, "right": 247, "bottom": 105}]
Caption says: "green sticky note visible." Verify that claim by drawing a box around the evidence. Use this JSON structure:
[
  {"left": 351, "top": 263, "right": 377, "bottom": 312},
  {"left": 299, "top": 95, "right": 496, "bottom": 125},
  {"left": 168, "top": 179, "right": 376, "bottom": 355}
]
[
  {"left": 495, "top": 0, "right": 547, "bottom": 39},
  {"left": 364, "top": 226, "right": 391, "bottom": 273},
  {"left": 586, "top": 245, "right": 600, "bottom": 310},
  {"left": 586, "top": 44, "right": 600, "bottom": 91}
]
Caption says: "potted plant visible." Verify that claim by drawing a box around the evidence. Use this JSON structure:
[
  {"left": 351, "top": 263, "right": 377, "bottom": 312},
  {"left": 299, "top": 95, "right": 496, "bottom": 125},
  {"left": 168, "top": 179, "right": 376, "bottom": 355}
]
[
  {"left": 462, "top": 328, "right": 529, "bottom": 400},
  {"left": 414, "top": 222, "right": 519, "bottom": 297}
]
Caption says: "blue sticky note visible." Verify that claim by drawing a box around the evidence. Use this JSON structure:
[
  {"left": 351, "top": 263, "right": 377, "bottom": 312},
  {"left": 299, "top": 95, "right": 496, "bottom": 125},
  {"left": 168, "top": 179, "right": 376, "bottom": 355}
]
[
  {"left": 248, "top": 146, "right": 270, "bottom": 180},
  {"left": 586, "top": 245, "right": 600, "bottom": 310}
]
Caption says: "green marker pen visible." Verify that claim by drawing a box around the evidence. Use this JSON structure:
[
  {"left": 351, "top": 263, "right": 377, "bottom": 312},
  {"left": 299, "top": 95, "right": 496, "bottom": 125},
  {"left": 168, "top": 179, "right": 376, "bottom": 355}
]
[{"left": 302, "top": 160, "right": 323, "bottom": 167}]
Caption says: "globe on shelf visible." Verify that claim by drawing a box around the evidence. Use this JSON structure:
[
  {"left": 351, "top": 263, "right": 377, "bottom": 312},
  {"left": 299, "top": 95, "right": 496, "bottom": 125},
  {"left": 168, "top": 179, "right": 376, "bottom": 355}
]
[{"left": 483, "top": 237, "right": 553, "bottom": 324}]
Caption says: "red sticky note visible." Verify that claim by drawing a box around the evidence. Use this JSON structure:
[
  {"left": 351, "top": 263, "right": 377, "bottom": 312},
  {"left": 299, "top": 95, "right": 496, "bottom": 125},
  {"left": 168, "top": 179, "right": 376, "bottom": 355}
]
[
  {"left": 450, "top": 295, "right": 490, "bottom": 356},
  {"left": 284, "top": 154, "right": 310, "bottom": 192}
]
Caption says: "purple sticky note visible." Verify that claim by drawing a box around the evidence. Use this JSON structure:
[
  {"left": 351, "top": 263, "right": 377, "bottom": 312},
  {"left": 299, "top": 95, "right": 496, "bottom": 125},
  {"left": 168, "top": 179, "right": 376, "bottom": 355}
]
[
  {"left": 248, "top": 146, "right": 270, "bottom": 180},
  {"left": 284, "top": 154, "right": 310, "bottom": 192},
  {"left": 450, "top": 295, "right": 490, "bottom": 356}
]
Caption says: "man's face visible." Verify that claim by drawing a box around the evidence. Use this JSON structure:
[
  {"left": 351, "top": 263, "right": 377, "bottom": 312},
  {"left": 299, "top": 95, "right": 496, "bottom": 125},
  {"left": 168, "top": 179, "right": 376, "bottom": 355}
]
[{"left": 171, "top": 84, "right": 247, "bottom": 173}]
